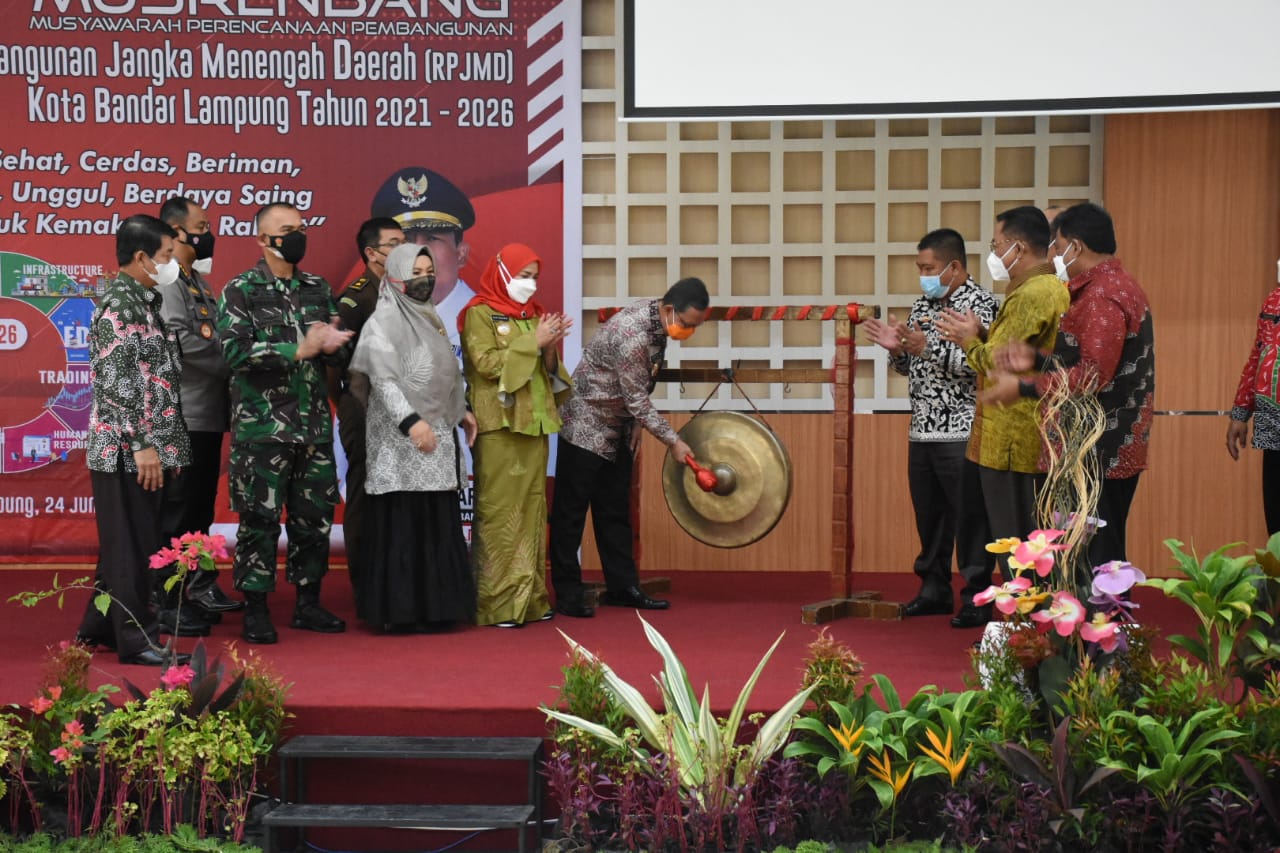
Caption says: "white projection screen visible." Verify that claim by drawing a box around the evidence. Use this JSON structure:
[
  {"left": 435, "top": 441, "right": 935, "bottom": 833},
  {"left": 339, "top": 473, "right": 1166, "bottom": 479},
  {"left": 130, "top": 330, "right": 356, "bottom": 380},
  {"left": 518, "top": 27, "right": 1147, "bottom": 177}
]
[{"left": 624, "top": 0, "right": 1280, "bottom": 120}]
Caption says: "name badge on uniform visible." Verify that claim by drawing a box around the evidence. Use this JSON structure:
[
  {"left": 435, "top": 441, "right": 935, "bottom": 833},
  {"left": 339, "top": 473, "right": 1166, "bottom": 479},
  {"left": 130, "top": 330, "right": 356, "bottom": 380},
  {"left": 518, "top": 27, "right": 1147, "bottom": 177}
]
[{"left": 199, "top": 321, "right": 214, "bottom": 339}]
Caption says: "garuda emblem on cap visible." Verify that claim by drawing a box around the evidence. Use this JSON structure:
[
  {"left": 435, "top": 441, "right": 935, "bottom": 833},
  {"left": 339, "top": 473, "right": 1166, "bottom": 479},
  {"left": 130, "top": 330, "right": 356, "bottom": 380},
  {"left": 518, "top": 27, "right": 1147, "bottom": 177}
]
[{"left": 397, "top": 174, "right": 429, "bottom": 208}]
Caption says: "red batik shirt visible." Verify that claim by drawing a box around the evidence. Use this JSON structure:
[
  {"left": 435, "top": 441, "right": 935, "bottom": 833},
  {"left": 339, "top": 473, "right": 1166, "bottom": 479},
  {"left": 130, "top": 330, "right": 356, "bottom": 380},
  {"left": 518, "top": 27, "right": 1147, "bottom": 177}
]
[
  {"left": 1035, "top": 258, "right": 1155, "bottom": 479},
  {"left": 1231, "top": 286, "right": 1280, "bottom": 451}
]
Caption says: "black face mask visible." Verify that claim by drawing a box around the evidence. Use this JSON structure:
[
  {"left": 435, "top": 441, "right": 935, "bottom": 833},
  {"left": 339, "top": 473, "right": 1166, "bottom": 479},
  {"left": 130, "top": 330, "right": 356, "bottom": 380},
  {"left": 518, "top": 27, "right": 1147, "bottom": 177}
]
[
  {"left": 403, "top": 274, "right": 435, "bottom": 303},
  {"left": 267, "top": 230, "right": 307, "bottom": 265},
  {"left": 189, "top": 230, "right": 216, "bottom": 261}
]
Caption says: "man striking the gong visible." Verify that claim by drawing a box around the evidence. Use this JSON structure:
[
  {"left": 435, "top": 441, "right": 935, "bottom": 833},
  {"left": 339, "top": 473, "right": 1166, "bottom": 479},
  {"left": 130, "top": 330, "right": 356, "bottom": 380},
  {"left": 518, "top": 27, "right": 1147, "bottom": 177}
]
[{"left": 548, "top": 277, "right": 710, "bottom": 617}]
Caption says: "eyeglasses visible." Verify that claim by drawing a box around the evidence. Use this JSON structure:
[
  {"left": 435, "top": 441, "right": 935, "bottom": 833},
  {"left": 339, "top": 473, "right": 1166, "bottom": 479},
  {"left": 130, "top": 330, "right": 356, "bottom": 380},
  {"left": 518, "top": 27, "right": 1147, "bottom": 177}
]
[{"left": 376, "top": 240, "right": 404, "bottom": 251}]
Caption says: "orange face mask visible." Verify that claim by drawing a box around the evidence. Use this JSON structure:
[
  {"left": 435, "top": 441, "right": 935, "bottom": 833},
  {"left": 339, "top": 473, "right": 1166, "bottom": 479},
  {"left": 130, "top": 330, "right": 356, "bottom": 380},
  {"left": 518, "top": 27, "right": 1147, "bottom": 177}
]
[{"left": 665, "top": 305, "right": 697, "bottom": 340}]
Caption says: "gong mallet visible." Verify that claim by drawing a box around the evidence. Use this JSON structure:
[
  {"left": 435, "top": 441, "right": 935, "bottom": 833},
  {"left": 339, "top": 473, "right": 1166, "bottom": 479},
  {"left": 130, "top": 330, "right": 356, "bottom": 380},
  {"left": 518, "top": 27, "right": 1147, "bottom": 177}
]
[{"left": 683, "top": 455, "right": 719, "bottom": 492}]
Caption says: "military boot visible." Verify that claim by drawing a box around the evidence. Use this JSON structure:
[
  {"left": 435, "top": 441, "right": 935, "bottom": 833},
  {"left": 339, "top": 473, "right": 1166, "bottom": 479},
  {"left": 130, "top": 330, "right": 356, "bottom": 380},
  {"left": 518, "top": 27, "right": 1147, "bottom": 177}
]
[
  {"left": 242, "top": 591, "right": 278, "bottom": 645},
  {"left": 291, "top": 582, "right": 346, "bottom": 633}
]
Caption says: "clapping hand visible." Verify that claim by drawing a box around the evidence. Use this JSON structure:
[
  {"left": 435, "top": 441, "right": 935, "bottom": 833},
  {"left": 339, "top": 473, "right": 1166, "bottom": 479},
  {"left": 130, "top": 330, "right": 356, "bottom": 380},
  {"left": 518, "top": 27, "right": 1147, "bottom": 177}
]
[
  {"left": 298, "top": 319, "right": 354, "bottom": 360},
  {"left": 935, "top": 308, "right": 981, "bottom": 346},
  {"left": 994, "top": 340, "right": 1036, "bottom": 373},
  {"left": 536, "top": 312, "right": 573, "bottom": 349}
]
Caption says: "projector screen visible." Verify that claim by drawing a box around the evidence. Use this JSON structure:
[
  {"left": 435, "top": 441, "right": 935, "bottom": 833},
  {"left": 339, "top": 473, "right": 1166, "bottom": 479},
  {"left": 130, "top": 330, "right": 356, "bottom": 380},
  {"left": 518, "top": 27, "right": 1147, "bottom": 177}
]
[{"left": 625, "top": 0, "right": 1280, "bottom": 120}]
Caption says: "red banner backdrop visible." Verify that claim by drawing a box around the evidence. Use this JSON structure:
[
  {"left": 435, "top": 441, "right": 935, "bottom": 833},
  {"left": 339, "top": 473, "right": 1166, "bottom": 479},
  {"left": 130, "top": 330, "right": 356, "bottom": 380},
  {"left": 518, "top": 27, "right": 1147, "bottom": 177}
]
[{"left": 0, "top": 0, "right": 582, "bottom": 562}]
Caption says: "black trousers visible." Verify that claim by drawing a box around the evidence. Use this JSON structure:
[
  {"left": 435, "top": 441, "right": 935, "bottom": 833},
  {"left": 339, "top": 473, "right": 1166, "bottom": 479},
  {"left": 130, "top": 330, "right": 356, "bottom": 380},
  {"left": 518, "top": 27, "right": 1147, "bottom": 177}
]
[
  {"left": 78, "top": 468, "right": 166, "bottom": 658},
  {"left": 548, "top": 438, "right": 638, "bottom": 602},
  {"left": 158, "top": 430, "right": 225, "bottom": 601},
  {"left": 979, "top": 466, "right": 1044, "bottom": 577},
  {"left": 1265, "top": 450, "right": 1280, "bottom": 536},
  {"left": 907, "top": 441, "right": 995, "bottom": 607},
  {"left": 1088, "top": 473, "right": 1141, "bottom": 566}
]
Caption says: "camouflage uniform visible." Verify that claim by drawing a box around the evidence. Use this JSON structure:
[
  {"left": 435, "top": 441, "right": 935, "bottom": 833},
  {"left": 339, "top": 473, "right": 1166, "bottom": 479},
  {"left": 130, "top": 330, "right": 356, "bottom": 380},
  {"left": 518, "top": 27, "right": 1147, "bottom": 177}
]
[{"left": 217, "top": 259, "right": 349, "bottom": 593}]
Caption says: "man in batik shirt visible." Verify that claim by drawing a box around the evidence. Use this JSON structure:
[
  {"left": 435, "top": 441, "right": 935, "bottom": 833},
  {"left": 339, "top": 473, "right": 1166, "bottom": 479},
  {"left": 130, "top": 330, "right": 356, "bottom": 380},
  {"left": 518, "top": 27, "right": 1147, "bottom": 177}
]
[
  {"left": 548, "top": 278, "right": 708, "bottom": 617},
  {"left": 77, "top": 214, "right": 192, "bottom": 666},
  {"left": 1228, "top": 255, "right": 1280, "bottom": 533},
  {"left": 864, "top": 228, "right": 998, "bottom": 628}
]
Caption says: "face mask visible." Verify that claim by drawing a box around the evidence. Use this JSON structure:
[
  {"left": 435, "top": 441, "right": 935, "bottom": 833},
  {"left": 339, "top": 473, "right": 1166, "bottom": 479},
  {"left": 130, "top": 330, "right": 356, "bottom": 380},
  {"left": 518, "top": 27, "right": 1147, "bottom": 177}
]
[
  {"left": 986, "top": 242, "right": 1017, "bottom": 283},
  {"left": 266, "top": 230, "right": 307, "bottom": 265},
  {"left": 148, "top": 256, "right": 180, "bottom": 287},
  {"left": 664, "top": 305, "right": 696, "bottom": 341},
  {"left": 189, "top": 230, "right": 216, "bottom": 262},
  {"left": 1053, "top": 242, "right": 1078, "bottom": 282},
  {"left": 192, "top": 257, "right": 214, "bottom": 276},
  {"left": 402, "top": 274, "right": 435, "bottom": 303},
  {"left": 919, "top": 263, "right": 953, "bottom": 300},
  {"left": 498, "top": 259, "right": 538, "bottom": 305}
]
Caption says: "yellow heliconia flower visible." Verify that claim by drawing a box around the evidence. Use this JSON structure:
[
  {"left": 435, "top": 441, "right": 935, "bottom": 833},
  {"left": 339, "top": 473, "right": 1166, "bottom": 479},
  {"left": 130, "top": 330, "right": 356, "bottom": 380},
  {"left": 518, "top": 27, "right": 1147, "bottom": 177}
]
[
  {"left": 985, "top": 537, "right": 1022, "bottom": 555},
  {"left": 918, "top": 728, "right": 972, "bottom": 785},
  {"left": 827, "top": 721, "right": 865, "bottom": 754},
  {"left": 866, "top": 751, "right": 915, "bottom": 798}
]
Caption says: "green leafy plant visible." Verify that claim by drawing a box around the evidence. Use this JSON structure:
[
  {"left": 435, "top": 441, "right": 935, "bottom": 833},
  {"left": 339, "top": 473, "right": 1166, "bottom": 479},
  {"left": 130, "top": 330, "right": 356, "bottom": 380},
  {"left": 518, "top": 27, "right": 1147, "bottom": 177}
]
[
  {"left": 541, "top": 614, "right": 814, "bottom": 811},
  {"left": 1145, "top": 538, "right": 1279, "bottom": 701}
]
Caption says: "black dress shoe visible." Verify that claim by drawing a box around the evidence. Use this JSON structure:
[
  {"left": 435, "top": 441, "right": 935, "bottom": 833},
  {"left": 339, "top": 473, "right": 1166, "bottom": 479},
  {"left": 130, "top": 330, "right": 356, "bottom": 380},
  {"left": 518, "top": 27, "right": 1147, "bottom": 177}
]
[
  {"left": 902, "top": 597, "right": 952, "bottom": 618},
  {"left": 555, "top": 599, "right": 595, "bottom": 618},
  {"left": 188, "top": 581, "right": 245, "bottom": 613},
  {"left": 951, "top": 604, "right": 993, "bottom": 629},
  {"left": 157, "top": 609, "right": 212, "bottom": 637},
  {"left": 602, "top": 585, "right": 670, "bottom": 610},
  {"left": 118, "top": 649, "right": 192, "bottom": 666}
]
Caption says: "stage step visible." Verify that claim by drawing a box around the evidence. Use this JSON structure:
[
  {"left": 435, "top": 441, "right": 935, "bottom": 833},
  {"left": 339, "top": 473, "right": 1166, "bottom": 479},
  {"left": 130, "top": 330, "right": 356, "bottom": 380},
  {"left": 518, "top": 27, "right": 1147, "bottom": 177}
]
[
  {"left": 266, "top": 734, "right": 544, "bottom": 853},
  {"left": 262, "top": 802, "right": 534, "bottom": 831}
]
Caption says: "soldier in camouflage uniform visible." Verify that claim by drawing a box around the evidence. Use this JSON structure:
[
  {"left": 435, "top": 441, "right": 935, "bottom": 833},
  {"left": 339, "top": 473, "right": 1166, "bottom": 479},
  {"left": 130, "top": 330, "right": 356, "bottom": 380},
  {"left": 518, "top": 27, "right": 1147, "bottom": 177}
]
[{"left": 217, "top": 202, "right": 354, "bottom": 644}]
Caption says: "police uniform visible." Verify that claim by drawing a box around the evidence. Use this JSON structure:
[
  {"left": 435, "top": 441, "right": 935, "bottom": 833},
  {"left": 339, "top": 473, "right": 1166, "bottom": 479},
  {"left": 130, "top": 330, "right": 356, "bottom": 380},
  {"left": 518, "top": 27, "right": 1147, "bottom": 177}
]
[
  {"left": 217, "top": 259, "right": 349, "bottom": 595},
  {"left": 331, "top": 266, "right": 380, "bottom": 594}
]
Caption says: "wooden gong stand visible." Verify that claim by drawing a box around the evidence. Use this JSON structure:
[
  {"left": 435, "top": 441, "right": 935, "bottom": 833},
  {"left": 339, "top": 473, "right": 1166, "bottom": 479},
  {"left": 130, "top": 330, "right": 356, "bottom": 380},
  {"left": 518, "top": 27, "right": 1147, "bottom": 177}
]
[{"left": 596, "top": 303, "right": 902, "bottom": 623}]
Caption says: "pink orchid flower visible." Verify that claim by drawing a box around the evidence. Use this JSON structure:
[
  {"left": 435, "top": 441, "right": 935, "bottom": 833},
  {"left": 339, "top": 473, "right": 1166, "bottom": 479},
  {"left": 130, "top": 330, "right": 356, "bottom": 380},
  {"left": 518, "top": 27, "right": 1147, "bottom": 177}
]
[
  {"left": 50, "top": 747, "right": 73, "bottom": 764},
  {"left": 1080, "top": 612, "right": 1123, "bottom": 653},
  {"left": 161, "top": 664, "right": 196, "bottom": 691},
  {"left": 1011, "top": 529, "right": 1068, "bottom": 577},
  {"left": 1092, "top": 560, "right": 1146, "bottom": 597},
  {"left": 29, "top": 696, "right": 54, "bottom": 714},
  {"left": 1030, "top": 590, "right": 1086, "bottom": 637},
  {"left": 973, "top": 576, "right": 1033, "bottom": 615},
  {"left": 49, "top": 686, "right": 62, "bottom": 700},
  {"left": 63, "top": 719, "right": 85, "bottom": 737}
]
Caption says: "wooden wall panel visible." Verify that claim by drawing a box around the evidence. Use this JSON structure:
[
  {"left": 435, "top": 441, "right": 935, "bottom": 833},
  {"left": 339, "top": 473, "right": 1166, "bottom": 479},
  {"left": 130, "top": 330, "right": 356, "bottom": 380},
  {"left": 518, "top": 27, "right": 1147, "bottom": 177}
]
[
  {"left": 579, "top": 412, "right": 1271, "bottom": 582},
  {"left": 1104, "top": 109, "right": 1280, "bottom": 412}
]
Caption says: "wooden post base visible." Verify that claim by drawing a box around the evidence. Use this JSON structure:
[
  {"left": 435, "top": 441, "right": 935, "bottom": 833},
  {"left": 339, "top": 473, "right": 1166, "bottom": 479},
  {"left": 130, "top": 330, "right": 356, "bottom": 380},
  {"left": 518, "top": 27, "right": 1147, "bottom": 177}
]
[{"left": 801, "top": 591, "right": 905, "bottom": 624}]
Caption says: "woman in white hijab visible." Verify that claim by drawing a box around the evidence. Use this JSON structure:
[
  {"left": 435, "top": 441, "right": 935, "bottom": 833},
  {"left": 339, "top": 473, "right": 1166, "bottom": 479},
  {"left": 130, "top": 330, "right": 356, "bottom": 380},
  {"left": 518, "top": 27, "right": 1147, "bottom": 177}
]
[{"left": 350, "top": 242, "right": 477, "bottom": 631}]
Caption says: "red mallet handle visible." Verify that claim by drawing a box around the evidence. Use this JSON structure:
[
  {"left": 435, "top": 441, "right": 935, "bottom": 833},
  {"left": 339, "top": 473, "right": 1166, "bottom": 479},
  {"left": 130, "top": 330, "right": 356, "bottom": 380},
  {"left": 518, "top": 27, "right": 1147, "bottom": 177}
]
[{"left": 684, "top": 454, "right": 719, "bottom": 492}]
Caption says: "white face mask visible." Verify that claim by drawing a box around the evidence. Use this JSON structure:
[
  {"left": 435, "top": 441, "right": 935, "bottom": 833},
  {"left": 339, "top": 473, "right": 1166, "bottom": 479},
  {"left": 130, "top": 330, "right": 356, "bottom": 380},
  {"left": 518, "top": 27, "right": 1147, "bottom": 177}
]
[
  {"left": 499, "top": 259, "right": 537, "bottom": 304},
  {"left": 986, "top": 242, "right": 1017, "bottom": 283},
  {"left": 1052, "top": 242, "right": 1078, "bottom": 282},
  {"left": 192, "top": 257, "right": 214, "bottom": 276},
  {"left": 149, "top": 256, "right": 180, "bottom": 287},
  {"left": 506, "top": 278, "right": 537, "bottom": 305}
]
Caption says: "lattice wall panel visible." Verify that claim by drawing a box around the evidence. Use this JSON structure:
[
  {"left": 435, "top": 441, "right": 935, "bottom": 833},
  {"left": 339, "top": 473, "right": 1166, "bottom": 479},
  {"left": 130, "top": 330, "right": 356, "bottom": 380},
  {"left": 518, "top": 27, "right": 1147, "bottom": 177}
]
[{"left": 581, "top": 0, "right": 1103, "bottom": 412}]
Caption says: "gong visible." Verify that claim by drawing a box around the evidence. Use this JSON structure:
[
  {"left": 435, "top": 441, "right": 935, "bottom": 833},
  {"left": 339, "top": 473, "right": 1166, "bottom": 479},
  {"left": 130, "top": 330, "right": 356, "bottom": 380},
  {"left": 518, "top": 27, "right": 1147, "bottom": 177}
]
[{"left": 661, "top": 411, "right": 793, "bottom": 548}]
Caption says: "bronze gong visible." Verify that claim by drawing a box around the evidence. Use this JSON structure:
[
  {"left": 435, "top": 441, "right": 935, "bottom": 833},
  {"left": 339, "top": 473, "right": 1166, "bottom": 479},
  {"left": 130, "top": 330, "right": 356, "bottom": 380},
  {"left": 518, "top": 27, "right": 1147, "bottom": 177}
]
[{"left": 661, "top": 411, "right": 793, "bottom": 548}]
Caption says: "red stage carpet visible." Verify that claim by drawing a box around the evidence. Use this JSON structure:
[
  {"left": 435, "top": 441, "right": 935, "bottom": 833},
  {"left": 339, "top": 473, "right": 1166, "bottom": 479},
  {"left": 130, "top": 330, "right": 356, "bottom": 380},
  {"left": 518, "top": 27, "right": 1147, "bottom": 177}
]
[
  {"left": 0, "top": 569, "right": 1195, "bottom": 850},
  {"left": 0, "top": 568, "right": 1196, "bottom": 732}
]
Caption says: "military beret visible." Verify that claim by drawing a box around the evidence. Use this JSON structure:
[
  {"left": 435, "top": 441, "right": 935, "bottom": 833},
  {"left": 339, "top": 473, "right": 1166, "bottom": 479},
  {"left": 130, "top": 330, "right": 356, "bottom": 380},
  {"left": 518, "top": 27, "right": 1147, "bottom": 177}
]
[{"left": 370, "top": 167, "right": 476, "bottom": 233}]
